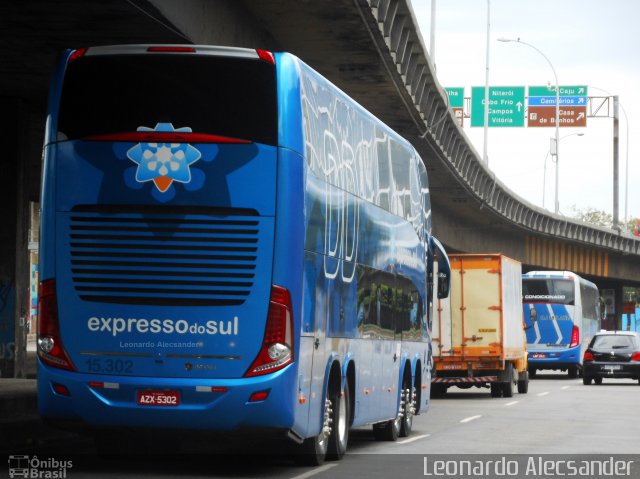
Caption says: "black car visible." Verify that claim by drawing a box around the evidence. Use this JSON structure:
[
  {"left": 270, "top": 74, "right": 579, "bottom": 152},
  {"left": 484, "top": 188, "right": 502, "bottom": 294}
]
[{"left": 582, "top": 331, "right": 640, "bottom": 385}]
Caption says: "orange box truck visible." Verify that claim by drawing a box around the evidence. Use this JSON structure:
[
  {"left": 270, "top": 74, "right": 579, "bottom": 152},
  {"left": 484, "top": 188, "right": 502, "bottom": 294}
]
[{"left": 431, "top": 254, "right": 528, "bottom": 398}]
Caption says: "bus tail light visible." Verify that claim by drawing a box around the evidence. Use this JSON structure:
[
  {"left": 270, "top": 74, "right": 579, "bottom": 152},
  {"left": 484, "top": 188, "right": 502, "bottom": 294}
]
[
  {"left": 256, "top": 49, "right": 275, "bottom": 64},
  {"left": 569, "top": 325, "right": 580, "bottom": 348},
  {"left": 37, "top": 279, "right": 75, "bottom": 371},
  {"left": 69, "top": 48, "right": 88, "bottom": 62},
  {"left": 583, "top": 351, "right": 594, "bottom": 362},
  {"left": 245, "top": 285, "right": 294, "bottom": 377}
]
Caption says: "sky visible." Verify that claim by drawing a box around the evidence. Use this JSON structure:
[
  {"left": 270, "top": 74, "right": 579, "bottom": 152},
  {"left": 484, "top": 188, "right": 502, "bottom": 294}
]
[{"left": 408, "top": 0, "right": 639, "bottom": 225}]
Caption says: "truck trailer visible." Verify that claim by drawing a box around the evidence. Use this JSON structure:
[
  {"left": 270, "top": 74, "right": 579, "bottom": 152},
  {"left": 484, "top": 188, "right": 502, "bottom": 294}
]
[{"left": 431, "top": 254, "right": 528, "bottom": 398}]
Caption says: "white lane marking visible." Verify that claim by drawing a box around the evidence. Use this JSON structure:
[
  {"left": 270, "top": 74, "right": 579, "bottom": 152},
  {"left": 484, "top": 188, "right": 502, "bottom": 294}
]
[
  {"left": 561, "top": 386, "right": 571, "bottom": 390},
  {"left": 460, "top": 415, "right": 482, "bottom": 423},
  {"left": 290, "top": 464, "right": 338, "bottom": 479},
  {"left": 398, "top": 433, "right": 430, "bottom": 445},
  {"left": 505, "top": 401, "right": 519, "bottom": 407},
  {"left": 538, "top": 391, "right": 550, "bottom": 397}
]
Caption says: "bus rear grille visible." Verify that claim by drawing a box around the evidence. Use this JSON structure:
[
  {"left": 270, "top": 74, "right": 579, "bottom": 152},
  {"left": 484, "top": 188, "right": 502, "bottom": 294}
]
[{"left": 68, "top": 206, "right": 260, "bottom": 306}]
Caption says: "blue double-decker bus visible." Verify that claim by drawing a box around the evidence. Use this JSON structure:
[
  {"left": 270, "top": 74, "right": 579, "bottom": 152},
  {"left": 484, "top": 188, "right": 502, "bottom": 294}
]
[{"left": 37, "top": 45, "right": 450, "bottom": 463}]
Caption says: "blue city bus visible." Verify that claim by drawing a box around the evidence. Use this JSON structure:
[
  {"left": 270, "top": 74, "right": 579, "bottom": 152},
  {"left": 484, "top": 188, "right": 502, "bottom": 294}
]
[
  {"left": 522, "top": 271, "right": 600, "bottom": 378},
  {"left": 37, "top": 45, "right": 450, "bottom": 462}
]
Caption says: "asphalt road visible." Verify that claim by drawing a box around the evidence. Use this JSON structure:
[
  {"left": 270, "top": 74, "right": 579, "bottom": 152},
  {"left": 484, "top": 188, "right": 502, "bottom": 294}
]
[{"left": 3, "top": 372, "right": 639, "bottom": 479}]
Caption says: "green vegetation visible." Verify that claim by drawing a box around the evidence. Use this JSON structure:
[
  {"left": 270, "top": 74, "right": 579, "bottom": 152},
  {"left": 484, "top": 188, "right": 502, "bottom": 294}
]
[{"left": 569, "top": 205, "right": 639, "bottom": 235}]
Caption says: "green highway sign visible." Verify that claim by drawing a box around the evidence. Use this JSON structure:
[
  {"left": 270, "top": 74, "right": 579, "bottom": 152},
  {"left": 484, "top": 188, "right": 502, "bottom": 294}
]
[
  {"left": 445, "top": 87, "right": 465, "bottom": 108},
  {"left": 446, "top": 87, "right": 465, "bottom": 127},
  {"left": 528, "top": 85, "right": 588, "bottom": 97},
  {"left": 471, "top": 86, "right": 525, "bottom": 127},
  {"left": 527, "top": 85, "right": 588, "bottom": 128}
]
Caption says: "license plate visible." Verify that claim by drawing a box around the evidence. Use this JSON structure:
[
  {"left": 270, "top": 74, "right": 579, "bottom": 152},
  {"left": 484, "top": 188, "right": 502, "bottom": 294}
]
[
  {"left": 137, "top": 390, "right": 180, "bottom": 406},
  {"left": 602, "top": 365, "right": 622, "bottom": 371},
  {"left": 531, "top": 353, "right": 547, "bottom": 359},
  {"left": 442, "top": 363, "right": 465, "bottom": 370}
]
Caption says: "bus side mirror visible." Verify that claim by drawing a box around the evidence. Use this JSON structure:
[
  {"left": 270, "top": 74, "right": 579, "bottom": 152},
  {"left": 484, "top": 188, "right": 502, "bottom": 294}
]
[
  {"left": 431, "top": 236, "right": 450, "bottom": 299},
  {"left": 437, "top": 272, "right": 450, "bottom": 299}
]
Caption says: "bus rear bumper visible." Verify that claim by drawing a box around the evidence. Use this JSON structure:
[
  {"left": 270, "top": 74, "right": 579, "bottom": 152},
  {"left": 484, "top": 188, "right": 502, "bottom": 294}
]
[
  {"left": 527, "top": 346, "right": 581, "bottom": 370},
  {"left": 37, "top": 362, "right": 297, "bottom": 433}
]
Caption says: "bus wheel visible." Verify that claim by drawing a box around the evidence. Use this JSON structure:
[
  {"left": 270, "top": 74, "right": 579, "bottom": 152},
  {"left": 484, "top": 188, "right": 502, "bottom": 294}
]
[
  {"left": 326, "top": 380, "right": 350, "bottom": 460},
  {"left": 400, "top": 377, "right": 416, "bottom": 437},
  {"left": 372, "top": 404, "right": 401, "bottom": 441},
  {"left": 295, "top": 397, "right": 331, "bottom": 466}
]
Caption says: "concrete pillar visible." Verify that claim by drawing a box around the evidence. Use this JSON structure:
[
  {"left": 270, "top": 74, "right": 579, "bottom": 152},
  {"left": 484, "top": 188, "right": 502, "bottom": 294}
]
[
  {"left": 13, "top": 107, "right": 30, "bottom": 378},
  {"left": 0, "top": 98, "right": 20, "bottom": 377}
]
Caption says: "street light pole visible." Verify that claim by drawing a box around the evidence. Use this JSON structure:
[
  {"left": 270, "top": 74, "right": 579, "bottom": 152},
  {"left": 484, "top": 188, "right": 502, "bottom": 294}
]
[
  {"left": 591, "top": 86, "right": 630, "bottom": 227},
  {"left": 483, "top": 0, "right": 490, "bottom": 165},
  {"left": 498, "top": 38, "right": 560, "bottom": 213},
  {"left": 613, "top": 96, "right": 620, "bottom": 230}
]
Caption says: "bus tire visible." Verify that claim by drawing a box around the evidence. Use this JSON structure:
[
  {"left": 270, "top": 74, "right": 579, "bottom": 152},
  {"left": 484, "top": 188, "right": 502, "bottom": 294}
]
[
  {"left": 295, "top": 430, "right": 328, "bottom": 466},
  {"left": 295, "top": 385, "right": 334, "bottom": 465},
  {"left": 372, "top": 400, "right": 401, "bottom": 442},
  {"left": 326, "top": 380, "right": 350, "bottom": 460},
  {"left": 400, "top": 372, "right": 415, "bottom": 438},
  {"left": 372, "top": 418, "right": 400, "bottom": 441}
]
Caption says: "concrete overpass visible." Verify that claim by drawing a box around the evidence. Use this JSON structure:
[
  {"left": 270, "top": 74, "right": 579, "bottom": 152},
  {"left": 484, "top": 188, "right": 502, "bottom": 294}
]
[{"left": 1, "top": 0, "right": 638, "bottom": 376}]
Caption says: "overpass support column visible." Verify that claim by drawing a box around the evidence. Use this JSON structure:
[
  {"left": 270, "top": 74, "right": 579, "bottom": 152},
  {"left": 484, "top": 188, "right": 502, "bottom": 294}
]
[{"left": 600, "top": 281, "right": 626, "bottom": 331}]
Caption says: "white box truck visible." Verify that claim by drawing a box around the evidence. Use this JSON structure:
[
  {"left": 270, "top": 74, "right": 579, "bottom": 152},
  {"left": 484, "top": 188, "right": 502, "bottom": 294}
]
[{"left": 431, "top": 254, "right": 528, "bottom": 398}]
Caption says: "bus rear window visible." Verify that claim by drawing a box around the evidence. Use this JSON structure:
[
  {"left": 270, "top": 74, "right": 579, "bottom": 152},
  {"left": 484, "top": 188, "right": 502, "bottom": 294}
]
[
  {"left": 57, "top": 54, "right": 277, "bottom": 145},
  {"left": 522, "top": 278, "right": 575, "bottom": 305}
]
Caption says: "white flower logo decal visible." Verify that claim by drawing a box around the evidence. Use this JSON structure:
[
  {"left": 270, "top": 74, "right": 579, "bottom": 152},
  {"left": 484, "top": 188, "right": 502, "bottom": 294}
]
[{"left": 126, "top": 123, "right": 202, "bottom": 193}]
